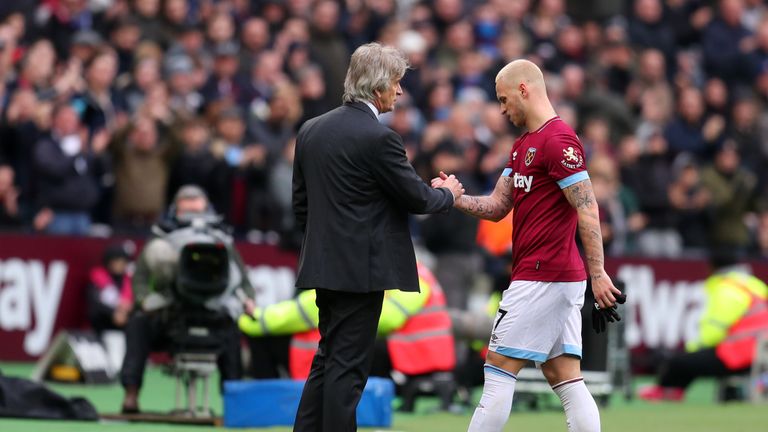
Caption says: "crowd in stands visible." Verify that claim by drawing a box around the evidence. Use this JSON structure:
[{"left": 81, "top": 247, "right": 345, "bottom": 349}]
[{"left": 0, "top": 0, "right": 767, "bottom": 271}]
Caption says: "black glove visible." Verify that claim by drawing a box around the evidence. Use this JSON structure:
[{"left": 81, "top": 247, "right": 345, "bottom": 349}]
[{"left": 591, "top": 282, "right": 627, "bottom": 334}]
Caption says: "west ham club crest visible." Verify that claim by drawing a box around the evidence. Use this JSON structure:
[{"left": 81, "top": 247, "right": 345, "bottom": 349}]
[{"left": 524, "top": 147, "right": 537, "bottom": 166}]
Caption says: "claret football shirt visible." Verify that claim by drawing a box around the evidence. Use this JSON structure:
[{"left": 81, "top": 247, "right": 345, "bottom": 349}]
[{"left": 502, "top": 116, "right": 589, "bottom": 282}]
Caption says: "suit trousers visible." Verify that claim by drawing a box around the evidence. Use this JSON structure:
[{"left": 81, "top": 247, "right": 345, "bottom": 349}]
[{"left": 293, "top": 289, "right": 384, "bottom": 432}]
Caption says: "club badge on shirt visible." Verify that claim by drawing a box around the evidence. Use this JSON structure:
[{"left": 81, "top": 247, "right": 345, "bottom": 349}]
[
  {"left": 561, "top": 146, "right": 583, "bottom": 169},
  {"left": 524, "top": 147, "right": 536, "bottom": 166}
]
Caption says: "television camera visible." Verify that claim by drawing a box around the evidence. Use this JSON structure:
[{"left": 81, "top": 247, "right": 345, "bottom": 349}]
[{"left": 139, "top": 212, "right": 253, "bottom": 417}]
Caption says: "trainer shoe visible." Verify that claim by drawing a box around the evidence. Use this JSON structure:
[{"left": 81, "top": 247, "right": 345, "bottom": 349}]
[{"left": 637, "top": 385, "right": 685, "bottom": 402}]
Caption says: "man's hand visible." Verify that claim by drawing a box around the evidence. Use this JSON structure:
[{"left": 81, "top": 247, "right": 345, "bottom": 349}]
[
  {"left": 244, "top": 298, "right": 256, "bottom": 316},
  {"left": 591, "top": 270, "right": 623, "bottom": 310},
  {"left": 592, "top": 281, "right": 627, "bottom": 334},
  {"left": 431, "top": 170, "right": 465, "bottom": 202}
]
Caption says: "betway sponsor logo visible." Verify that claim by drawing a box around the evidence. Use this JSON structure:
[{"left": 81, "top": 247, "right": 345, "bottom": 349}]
[
  {"left": 0, "top": 259, "right": 67, "bottom": 356},
  {"left": 513, "top": 172, "right": 533, "bottom": 192},
  {"left": 617, "top": 264, "right": 706, "bottom": 349}
]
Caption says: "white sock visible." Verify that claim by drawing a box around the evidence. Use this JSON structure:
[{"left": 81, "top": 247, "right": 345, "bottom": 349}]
[
  {"left": 467, "top": 364, "right": 517, "bottom": 432},
  {"left": 552, "top": 378, "right": 601, "bottom": 432}
]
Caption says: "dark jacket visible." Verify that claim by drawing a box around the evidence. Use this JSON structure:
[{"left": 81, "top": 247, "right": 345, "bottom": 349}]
[
  {"left": 292, "top": 101, "right": 454, "bottom": 293},
  {"left": 33, "top": 135, "right": 101, "bottom": 212}
]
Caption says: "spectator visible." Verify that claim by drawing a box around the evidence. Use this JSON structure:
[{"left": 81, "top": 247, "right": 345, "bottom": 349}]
[
  {"left": 589, "top": 154, "right": 644, "bottom": 256},
  {"left": 748, "top": 16, "right": 768, "bottom": 79},
  {"left": 667, "top": 155, "right": 711, "bottom": 254},
  {"left": 0, "top": 164, "right": 20, "bottom": 228},
  {"left": 701, "top": 0, "right": 753, "bottom": 85},
  {"left": 109, "top": 17, "right": 142, "bottom": 75},
  {"left": 729, "top": 94, "right": 766, "bottom": 188},
  {"left": 165, "top": 54, "right": 204, "bottom": 117},
  {"left": 33, "top": 103, "right": 105, "bottom": 235},
  {"left": 580, "top": 116, "right": 614, "bottom": 159},
  {"left": 132, "top": 0, "right": 165, "bottom": 44},
  {"left": 120, "top": 56, "right": 162, "bottom": 113},
  {"left": 627, "top": 0, "right": 677, "bottom": 67},
  {"left": 69, "top": 29, "right": 104, "bottom": 64},
  {"left": 753, "top": 211, "right": 768, "bottom": 260},
  {"left": 109, "top": 115, "right": 181, "bottom": 231},
  {"left": 201, "top": 41, "right": 244, "bottom": 106},
  {"left": 700, "top": 140, "right": 761, "bottom": 257},
  {"left": 159, "top": 0, "right": 191, "bottom": 47},
  {"left": 624, "top": 133, "right": 681, "bottom": 257},
  {"left": 167, "top": 117, "right": 219, "bottom": 204},
  {"left": 703, "top": 77, "right": 730, "bottom": 118},
  {"left": 209, "top": 106, "right": 269, "bottom": 232},
  {"left": 73, "top": 48, "right": 126, "bottom": 135},
  {"left": 247, "top": 82, "right": 301, "bottom": 159},
  {"left": 269, "top": 137, "right": 299, "bottom": 249},
  {"left": 308, "top": 0, "right": 348, "bottom": 108},
  {"left": 87, "top": 242, "right": 134, "bottom": 335},
  {"left": 40, "top": 0, "right": 104, "bottom": 58},
  {"left": 1, "top": 88, "right": 47, "bottom": 217},
  {"left": 238, "top": 17, "right": 270, "bottom": 76},
  {"left": 295, "top": 65, "right": 329, "bottom": 127},
  {"left": 664, "top": 86, "right": 724, "bottom": 160},
  {"left": 625, "top": 48, "right": 673, "bottom": 116}
]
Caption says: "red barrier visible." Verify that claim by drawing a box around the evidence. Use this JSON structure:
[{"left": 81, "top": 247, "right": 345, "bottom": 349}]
[
  {"left": 2, "top": 234, "right": 768, "bottom": 361},
  {"left": 0, "top": 234, "right": 298, "bottom": 361}
]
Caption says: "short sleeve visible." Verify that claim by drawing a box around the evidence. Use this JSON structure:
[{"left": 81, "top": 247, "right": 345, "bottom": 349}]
[
  {"left": 546, "top": 132, "right": 589, "bottom": 189},
  {"left": 501, "top": 150, "right": 515, "bottom": 178}
]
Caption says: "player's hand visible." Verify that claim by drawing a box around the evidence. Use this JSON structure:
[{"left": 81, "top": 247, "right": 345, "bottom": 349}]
[
  {"left": 432, "top": 171, "right": 465, "bottom": 200},
  {"left": 591, "top": 281, "right": 627, "bottom": 334},
  {"left": 591, "top": 270, "right": 622, "bottom": 309}
]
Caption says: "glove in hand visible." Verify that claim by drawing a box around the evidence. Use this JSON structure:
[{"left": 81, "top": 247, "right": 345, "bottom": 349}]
[{"left": 591, "top": 282, "right": 626, "bottom": 334}]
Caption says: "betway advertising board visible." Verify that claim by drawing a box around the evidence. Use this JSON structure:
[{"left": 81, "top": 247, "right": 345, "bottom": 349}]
[
  {"left": 607, "top": 258, "right": 768, "bottom": 351},
  {"left": 1, "top": 234, "right": 768, "bottom": 361},
  {"left": 0, "top": 234, "right": 298, "bottom": 361}
]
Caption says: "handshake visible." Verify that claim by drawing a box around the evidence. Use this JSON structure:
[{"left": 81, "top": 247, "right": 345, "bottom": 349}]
[{"left": 431, "top": 171, "right": 465, "bottom": 203}]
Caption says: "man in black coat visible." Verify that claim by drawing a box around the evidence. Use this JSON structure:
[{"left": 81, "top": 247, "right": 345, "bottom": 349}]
[{"left": 291, "top": 42, "right": 464, "bottom": 432}]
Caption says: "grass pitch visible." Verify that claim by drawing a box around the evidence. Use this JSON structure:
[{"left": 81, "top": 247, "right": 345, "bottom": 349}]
[{"left": 0, "top": 362, "right": 764, "bottom": 432}]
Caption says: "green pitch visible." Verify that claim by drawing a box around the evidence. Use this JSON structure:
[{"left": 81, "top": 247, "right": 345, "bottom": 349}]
[{"left": 0, "top": 362, "right": 764, "bottom": 432}]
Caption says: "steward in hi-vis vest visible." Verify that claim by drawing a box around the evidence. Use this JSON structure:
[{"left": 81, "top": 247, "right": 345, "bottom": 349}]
[{"left": 239, "top": 263, "right": 456, "bottom": 379}]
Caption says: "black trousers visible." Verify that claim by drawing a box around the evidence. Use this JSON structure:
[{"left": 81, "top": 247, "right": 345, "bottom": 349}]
[
  {"left": 293, "top": 289, "right": 384, "bottom": 432},
  {"left": 120, "top": 310, "right": 242, "bottom": 389},
  {"left": 658, "top": 347, "right": 750, "bottom": 389},
  {"left": 248, "top": 335, "right": 291, "bottom": 379}
]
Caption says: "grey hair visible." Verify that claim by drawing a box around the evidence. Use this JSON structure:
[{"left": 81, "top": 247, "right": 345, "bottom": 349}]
[{"left": 343, "top": 43, "right": 409, "bottom": 104}]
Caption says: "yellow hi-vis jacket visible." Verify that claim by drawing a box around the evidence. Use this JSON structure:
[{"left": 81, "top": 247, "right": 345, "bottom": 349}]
[
  {"left": 686, "top": 271, "right": 768, "bottom": 353},
  {"left": 239, "top": 263, "right": 455, "bottom": 378},
  {"left": 238, "top": 266, "right": 432, "bottom": 338}
]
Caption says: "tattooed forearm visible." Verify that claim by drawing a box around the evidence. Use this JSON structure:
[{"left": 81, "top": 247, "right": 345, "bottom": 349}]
[
  {"left": 564, "top": 179, "right": 605, "bottom": 275},
  {"left": 562, "top": 181, "right": 595, "bottom": 209},
  {"left": 455, "top": 195, "right": 513, "bottom": 221},
  {"left": 454, "top": 177, "right": 514, "bottom": 221},
  {"left": 579, "top": 214, "right": 605, "bottom": 277}
]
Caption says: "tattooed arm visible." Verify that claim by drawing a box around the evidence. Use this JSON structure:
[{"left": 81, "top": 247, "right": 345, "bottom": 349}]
[
  {"left": 562, "top": 179, "right": 621, "bottom": 309},
  {"left": 452, "top": 175, "right": 515, "bottom": 222}
]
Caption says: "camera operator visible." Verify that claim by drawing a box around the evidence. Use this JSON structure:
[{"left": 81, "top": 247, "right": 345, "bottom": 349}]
[{"left": 119, "top": 185, "right": 254, "bottom": 414}]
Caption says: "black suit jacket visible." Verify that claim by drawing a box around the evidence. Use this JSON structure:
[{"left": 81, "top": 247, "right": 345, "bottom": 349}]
[{"left": 292, "top": 101, "right": 454, "bottom": 293}]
